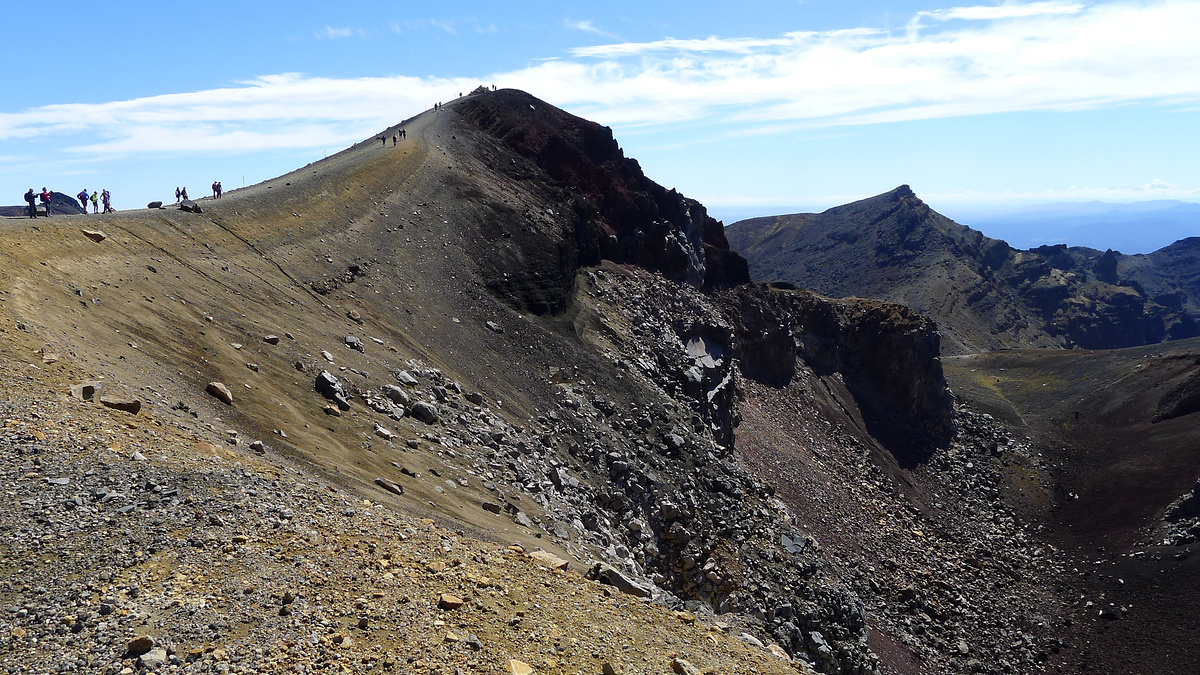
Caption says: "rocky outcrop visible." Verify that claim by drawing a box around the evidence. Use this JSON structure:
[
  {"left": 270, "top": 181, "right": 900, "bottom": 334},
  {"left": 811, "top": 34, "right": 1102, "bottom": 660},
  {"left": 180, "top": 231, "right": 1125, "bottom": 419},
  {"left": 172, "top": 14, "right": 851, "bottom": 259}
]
[
  {"left": 455, "top": 90, "right": 749, "bottom": 314},
  {"left": 724, "top": 284, "right": 955, "bottom": 465}
]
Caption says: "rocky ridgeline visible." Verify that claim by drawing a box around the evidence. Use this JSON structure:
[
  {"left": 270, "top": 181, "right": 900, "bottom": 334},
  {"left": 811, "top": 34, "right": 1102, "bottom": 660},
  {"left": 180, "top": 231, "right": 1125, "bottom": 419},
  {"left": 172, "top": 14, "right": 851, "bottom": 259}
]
[
  {"left": 727, "top": 186, "right": 1200, "bottom": 353},
  {"left": 0, "top": 365, "right": 807, "bottom": 675}
]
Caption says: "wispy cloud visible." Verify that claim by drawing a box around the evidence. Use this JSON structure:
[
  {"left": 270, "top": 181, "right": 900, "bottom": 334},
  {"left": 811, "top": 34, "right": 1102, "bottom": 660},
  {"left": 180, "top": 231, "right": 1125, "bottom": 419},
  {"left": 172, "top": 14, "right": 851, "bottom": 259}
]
[
  {"left": 926, "top": 179, "right": 1200, "bottom": 206},
  {"left": 318, "top": 26, "right": 367, "bottom": 40},
  {"left": 915, "top": 1, "right": 1084, "bottom": 23},
  {"left": 2, "top": 1, "right": 1199, "bottom": 156},
  {"left": 391, "top": 18, "right": 459, "bottom": 35},
  {"left": 564, "top": 19, "right": 618, "bottom": 39}
]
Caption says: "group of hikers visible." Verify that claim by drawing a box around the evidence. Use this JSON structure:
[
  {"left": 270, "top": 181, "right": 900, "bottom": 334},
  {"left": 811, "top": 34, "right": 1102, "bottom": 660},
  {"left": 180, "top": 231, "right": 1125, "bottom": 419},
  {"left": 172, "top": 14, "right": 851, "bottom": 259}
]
[
  {"left": 175, "top": 183, "right": 223, "bottom": 203},
  {"left": 22, "top": 187, "right": 110, "bottom": 218},
  {"left": 75, "top": 188, "right": 112, "bottom": 214},
  {"left": 380, "top": 129, "right": 407, "bottom": 147}
]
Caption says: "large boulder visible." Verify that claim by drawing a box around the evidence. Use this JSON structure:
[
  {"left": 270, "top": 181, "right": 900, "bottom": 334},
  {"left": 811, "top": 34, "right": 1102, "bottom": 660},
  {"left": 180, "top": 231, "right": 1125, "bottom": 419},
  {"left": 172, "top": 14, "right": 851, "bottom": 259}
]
[
  {"left": 587, "top": 562, "right": 654, "bottom": 598},
  {"left": 410, "top": 401, "right": 439, "bottom": 424},
  {"left": 179, "top": 199, "right": 203, "bottom": 213},
  {"left": 315, "top": 370, "right": 351, "bottom": 410}
]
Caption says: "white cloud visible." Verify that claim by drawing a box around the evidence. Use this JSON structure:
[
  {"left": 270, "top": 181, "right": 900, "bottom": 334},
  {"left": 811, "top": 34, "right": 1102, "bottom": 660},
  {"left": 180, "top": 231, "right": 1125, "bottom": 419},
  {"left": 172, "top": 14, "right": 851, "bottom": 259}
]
[
  {"left": 318, "top": 26, "right": 366, "bottom": 40},
  {"left": 2, "top": 1, "right": 1199, "bottom": 156},
  {"left": 564, "top": 19, "right": 617, "bottom": 39},
  {"left": 916, "top": 1, "right": 1084, "bottom": 23},
  {"left": 924, "top": 179, "right": 1200, "bottom": 206}
]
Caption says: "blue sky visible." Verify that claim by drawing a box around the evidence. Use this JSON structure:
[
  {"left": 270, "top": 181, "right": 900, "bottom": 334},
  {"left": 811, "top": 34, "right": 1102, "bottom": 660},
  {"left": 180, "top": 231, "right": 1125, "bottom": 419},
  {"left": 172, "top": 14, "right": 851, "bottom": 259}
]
[{"left": 3, "top": 0, "right": 1200, "bottom": 244}]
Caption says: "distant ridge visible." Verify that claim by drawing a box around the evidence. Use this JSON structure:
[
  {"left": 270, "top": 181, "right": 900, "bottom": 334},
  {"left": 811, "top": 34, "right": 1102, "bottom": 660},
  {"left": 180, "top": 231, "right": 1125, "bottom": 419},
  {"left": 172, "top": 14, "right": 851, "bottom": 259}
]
[{"left": 727, "top": 186, "right": 1200, "bottom": 354}]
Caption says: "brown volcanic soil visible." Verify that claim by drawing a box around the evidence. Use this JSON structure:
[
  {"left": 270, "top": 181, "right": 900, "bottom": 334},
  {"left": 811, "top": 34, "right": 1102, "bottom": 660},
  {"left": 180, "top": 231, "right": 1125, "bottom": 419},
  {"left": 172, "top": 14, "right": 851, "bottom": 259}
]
[
  {"left": 944, "top": 339, "right": 1200, "bottom": 675},
  {"left": 0, "top": 324, "right": 800, "bottom": 675}
]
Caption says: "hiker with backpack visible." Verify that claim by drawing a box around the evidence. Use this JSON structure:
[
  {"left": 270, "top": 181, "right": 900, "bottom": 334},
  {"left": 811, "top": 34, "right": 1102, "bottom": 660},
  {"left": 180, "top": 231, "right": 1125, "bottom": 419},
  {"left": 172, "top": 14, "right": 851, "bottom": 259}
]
[
  {"left": 101, "top": 189, "right": 112, "bottom": 213},
  {"left": 78, "top": 189, "right": 89, "bottom": 212},
  {"left": 24, "top": 189, "right": 37, "bottom": 218},
  {"left": 39, "top": 188, "right": 52, "bottom": 216},
  {"left": 90, "top": 190, "right": 100, "bottom": 213}
]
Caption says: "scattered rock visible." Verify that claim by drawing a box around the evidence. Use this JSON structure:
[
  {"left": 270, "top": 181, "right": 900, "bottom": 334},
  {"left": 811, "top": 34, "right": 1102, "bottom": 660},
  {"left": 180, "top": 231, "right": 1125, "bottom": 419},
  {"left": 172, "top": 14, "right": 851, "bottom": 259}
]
[
  {"left": 505, "top": 660, "right": 534, "bottom": 675},
  {"left": 345, "top": 335, "right": 365, "bottom": 352},
  {"left": 671, "top": 658, "right": 702, "bottom": 675},
  {"left": 486, "top": 321, "right": 504, "bottom": 333},
  {"left": 315, "top": 371, "right": 351, "bottom": 410},
  {"left": 347, "top": 309, "right": 364, "bottom": 324},
  {"left": 438, "top": 593, "right": 464, "bottom": 610},
  {"left": 206, "top": 382, "right": 234, "bottom": 405},
  {"left": 409, "top": 401, "right": 438, "bottom": 424},
  {"left": 99, "top": 396, "right": 141, "bottom": 415},
  {"left": 147, "top": 201, "right": 163, "bottom": 209},
  {"left": 179, "top": 199, "right": 202, "bottom": 213},
  {"left": 375, "top": 477, "right": 405, "bottom": 496},
  {"left": 126, "top": 635, "right": 155, "bottom": 657},
  {"left": 69, "top": 381, "right": 102, "bottom": 401},
  {"left": 382, "top": 384, "right": 411, "bottom": 405},
  {"left": 82, "top": 229, "right": 107, "bottom": 243},
  {"left": 139, "top": 648, "right": 169, "bottom": 670},
  {"left": 529, "top": 550, "right": 569, "bottom": 571},
  {"left": 588, "top": 563, "right": 653, "bottom": 598},
  {"left": 263, "top": 334, "right": 280, "bottom": 345}
]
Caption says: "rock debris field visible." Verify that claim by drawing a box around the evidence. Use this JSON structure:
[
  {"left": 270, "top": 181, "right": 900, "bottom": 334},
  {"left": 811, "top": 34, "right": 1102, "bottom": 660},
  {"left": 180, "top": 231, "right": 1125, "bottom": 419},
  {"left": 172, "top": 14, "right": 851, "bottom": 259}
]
[{"left": 0, "top": 358, "right": 803, "bottom": 675}]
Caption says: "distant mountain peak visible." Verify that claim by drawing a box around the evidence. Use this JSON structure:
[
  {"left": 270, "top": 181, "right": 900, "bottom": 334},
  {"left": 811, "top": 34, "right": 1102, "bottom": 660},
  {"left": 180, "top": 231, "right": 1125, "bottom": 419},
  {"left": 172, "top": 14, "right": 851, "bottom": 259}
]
[{"left": 727, "top": 187, "right": 1200, "bottom": 354}]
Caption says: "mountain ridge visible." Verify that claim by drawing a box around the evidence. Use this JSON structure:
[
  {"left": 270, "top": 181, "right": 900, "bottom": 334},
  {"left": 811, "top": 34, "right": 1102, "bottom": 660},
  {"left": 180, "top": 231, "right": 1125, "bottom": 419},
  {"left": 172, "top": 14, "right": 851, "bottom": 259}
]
[{"left": 727, "top": 186, "right": 1200, "bottom": 354}]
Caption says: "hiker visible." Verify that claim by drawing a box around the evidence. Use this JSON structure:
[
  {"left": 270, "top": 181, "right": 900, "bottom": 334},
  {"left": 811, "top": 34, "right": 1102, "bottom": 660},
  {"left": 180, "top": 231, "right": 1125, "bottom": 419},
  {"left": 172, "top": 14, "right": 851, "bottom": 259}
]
[
  {"left": 40, "top": 188, "right": 52, "bottom": 216},
  {"left": 392, "top": 134, "right": 397, "bottom": 147},
  {"left": 212, "top": 181, "right": 218, "bottom": 198},
  {"left": 175, "top": 187, "right": 181, "bottom": 203},
  {"left": 400, "top": 128, "right": 406, "bottom": 140},
  {"left": 78, "top": 189, "right": 89, "bottom": 212},
  {"left": 101, "top": 189, "right": 112, "bottom": 213},
  {"left": 181, "top": 187, "right": 188, "bottom": 201},
  {"left": 23, "top": 189, "right": 37, "bottom": 218},
  {"left": 216, "top": 181, "right": 222, "bottom": 198},
  {"left": 90, "top": 190, "right": 99, "bottom": 213},
  {"left": 380, "top": 136, "right": 386, "bottom": 147}
]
